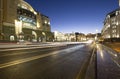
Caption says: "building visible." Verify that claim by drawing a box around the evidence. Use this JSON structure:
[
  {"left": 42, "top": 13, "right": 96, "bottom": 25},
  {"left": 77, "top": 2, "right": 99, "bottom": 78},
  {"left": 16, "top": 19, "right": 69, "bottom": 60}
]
[
  {"left": 102, "top": 9, "right": 120, "bottom": 42},
  {"left": 101, "top": 0, "right": 120, "bottom": 42},
  {"left": 86, "top": 33, "right": 96, "bottom": 40},
  {"left": 64, "top": 33, "right": 76, "bottom": 42},
  {"left": 75, "top": 32, "right": 86, "bottom": 42},
  {"left": 54, "top": 31, "right": 66, "bottom": 42},
  {"left": 0, "top": 0, "right": 3, "bottom": 40},
  {"left": 54, "top": 31, "right": 76, "bottom": 42},
  {"left": 0, "top": 0, "right": 53, "bottom": 42}
]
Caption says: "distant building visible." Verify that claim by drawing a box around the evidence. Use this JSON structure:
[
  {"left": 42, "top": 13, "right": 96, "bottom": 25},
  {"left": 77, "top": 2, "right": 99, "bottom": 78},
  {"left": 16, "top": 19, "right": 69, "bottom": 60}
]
[
  {"left": 65, "top": 33, "right": 76, "bottom": 42},
  {"left": 54, "top": 31, "right": 76, "bottom": 42},
  {"left": 0, "top": 0, "right": 53, "bottom": 42},
  {"left": 86, "top": 33, "right": 95, "bottom": 40},
  {"left": 102, "top": 8, "right": 120, "bottom": 42},
  {"left": 75, "top": 32, "right": 86, "bottom": 42},
  {"left": 54, "top": 31, "right": 66, "bottom": 42}
]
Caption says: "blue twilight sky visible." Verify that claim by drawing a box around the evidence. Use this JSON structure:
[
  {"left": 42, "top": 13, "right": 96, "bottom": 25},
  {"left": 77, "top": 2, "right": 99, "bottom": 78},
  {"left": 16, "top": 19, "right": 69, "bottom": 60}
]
[{"left": 25, "top": 0, "right": 118, "bottom": 34}]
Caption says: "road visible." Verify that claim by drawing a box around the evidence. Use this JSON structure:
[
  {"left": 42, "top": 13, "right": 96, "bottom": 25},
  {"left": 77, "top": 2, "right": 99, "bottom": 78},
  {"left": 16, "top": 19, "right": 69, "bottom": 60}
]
[
  {"left": 0, "top": 43, "right": 94, "bottom": 79},
  {"left": 97, "top": 44, "right": 120, "bottom": 79}
]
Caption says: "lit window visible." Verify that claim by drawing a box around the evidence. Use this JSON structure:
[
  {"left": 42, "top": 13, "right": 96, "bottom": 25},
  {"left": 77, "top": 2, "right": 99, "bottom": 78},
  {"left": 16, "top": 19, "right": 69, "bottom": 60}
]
[
  {"left": 116, "top": 22, "right": 119, "bottom": 25},
  {"left": 10, "top": 36, "right": 15, "bottom": 41},
  {"left": 108, "top": 35, "right": 110, "bottom": 38},
  {"left": 21, "top": 5, "right": 27, "bottom": 9},
  {"left": 116, "top": 11, "right": 118, "bottom": 15},
  {"left": 18, "top": 4, "right": 20, "bottom": 7},
  {"left": 112, "top": 26, "right": 116, "bottom": 28},
  {"left": 108, "top": 24, "right": 110, "bottom": 27},
  {"left": 112, "top": 30, "right": 116, "bottom": 33},
  {"left": 44, "top": 20, "right": 47, "bottom": 24},
  {"left": 117, "top": 35, "right": 119, "bottom": 38},
  {"left": 48, "top": 22, "right": 50, "bottom": 25},
  {"left": 112, "top": 34, "right": 116, "bottom": 37},
  {"left": 111, "top": 18, "right": 116, "bottom": 24},
  {"left": 34, "top": 12, "right": 37, "bottom": 15}
]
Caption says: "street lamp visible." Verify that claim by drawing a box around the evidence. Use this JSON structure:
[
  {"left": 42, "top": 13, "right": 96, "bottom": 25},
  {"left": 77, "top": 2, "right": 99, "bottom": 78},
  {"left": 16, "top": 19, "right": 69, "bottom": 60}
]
[{"left": 95, "top": 29, "right": 98, "bottom": 41}]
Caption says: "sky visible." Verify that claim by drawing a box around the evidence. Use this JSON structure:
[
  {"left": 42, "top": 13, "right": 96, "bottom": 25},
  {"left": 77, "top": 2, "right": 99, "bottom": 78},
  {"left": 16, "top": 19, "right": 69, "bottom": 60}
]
[{"left": 25, "top": 0, "right": 118, "bottom": 34}]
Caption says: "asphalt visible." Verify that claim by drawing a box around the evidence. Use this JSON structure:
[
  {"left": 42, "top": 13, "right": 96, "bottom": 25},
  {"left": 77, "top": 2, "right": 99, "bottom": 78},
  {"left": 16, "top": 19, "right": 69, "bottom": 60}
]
[
  {"left": 0, "top": 43, "right": 93, "bottom": 79},
  {"left": 96, "top": 44, "right": 120, "bottom": 79}
]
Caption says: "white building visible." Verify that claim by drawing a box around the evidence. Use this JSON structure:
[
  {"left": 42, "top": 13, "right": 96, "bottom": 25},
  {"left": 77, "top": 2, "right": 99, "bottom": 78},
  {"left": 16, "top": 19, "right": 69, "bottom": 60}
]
[{"left": 54, "top": 31, "right": 76, "bottom": 42}]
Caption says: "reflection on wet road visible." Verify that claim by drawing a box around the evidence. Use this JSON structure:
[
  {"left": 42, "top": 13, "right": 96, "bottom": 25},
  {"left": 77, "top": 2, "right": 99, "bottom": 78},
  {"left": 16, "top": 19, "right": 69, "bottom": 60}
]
[
  {"left": 1, "top": 43, "right": 120, "bottom": 79},
  {"left": 97, "top": 44, "right": 120, "bottom": 79},
  {"left": 0, "top": 44, "right": 93, "bottom": 79}
]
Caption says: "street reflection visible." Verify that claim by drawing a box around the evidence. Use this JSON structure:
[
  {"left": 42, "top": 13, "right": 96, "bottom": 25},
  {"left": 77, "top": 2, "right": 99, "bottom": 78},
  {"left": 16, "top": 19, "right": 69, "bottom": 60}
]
[{"left": 96, "top": 44, "right": 104, "bottom": 59}]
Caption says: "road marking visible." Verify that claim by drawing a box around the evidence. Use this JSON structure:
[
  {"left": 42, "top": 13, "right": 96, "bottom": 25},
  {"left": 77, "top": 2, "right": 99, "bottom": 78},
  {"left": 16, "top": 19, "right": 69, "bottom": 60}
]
[
  {"left": 112, "top": 59, "right": 120, "bottom": 68},
  {"left": 0, "top": 47, "right": 59, "bottom": 57},
  {"left": 0, "top": 45, "right": 84, "bottom": 69},
  {"left": 0, "top": 51, "right": 58, "bottom": 69},
  {"left": 75, "top": 46, "right": 96, "bottom": 79},
  {"left": 0, "top": 45, "right": 66, "bottom": 52}
]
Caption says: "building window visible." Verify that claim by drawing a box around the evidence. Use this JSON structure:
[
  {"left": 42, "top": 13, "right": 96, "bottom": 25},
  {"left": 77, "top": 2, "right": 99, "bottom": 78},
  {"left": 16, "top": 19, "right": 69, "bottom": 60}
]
[
  {"left": 112, "top": 34, "right": 116, "bottom": 38},
  {"left": 44, "top": 20, "right": 47, "bottom": 24},
  {"left": 112, "top": 30, "right": 116, "bottom": 33},
  {"left": 10, "top": 36, "right": 15, "bottom": 41},
  {"left": 117, "top": 35, "right": 119, "bottom": 38},
  {"left": 116, "top": 11, "right": 119, "bottom": 15},
  {"left": 116, "top": 22, "right": 119, "bottom": 25},
  {"left": 112, "top": 26, "right": 116, "bottom": 28},
  {"left": 48, "top": 22, "right": 50, "bottom": 25},
  {"left": 111, "top": 18, "right": 116, "bottom": 24}
]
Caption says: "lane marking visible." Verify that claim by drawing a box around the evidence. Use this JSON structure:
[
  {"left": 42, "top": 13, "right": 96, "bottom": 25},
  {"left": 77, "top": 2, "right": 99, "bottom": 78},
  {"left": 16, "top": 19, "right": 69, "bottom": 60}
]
[
  {"left": 112, "top": 59, "right": 120, "bottom": 68},
  {"left": 0, "top": 47, "right": 60, "bottom": 57},
  {"left": 0, "top": 45, "right": 66, "bottom": 52},
  {"left": 0, "top": 51, "right": 57, "bottom": 69},
  {"left": 0, "top": 45, "right": 84, "bottom": 69},
  {"left": 75, "top": 45, "right": 95, "bottom": 79}
]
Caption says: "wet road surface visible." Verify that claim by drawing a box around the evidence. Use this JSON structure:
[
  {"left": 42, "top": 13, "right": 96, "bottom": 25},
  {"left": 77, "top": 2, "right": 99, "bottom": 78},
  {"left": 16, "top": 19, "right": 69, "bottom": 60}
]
[
  {"left": 0, "top": 44, "right": 93, "bottom": 79},
  {"left": 97, "top": 44, "right": 120, "bottom": 79}
]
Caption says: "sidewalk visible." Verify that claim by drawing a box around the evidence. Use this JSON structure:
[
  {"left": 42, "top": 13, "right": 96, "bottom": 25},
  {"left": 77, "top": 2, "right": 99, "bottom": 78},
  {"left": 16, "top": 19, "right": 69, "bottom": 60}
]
[{"left": 104, "top": 42, "right": 120, "bottom": 53}]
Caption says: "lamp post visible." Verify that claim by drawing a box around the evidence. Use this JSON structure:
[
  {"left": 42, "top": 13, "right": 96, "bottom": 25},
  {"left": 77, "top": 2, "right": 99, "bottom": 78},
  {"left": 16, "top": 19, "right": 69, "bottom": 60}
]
[{"left": 95, "top": 29, "right": 98, "bottom": 42}]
